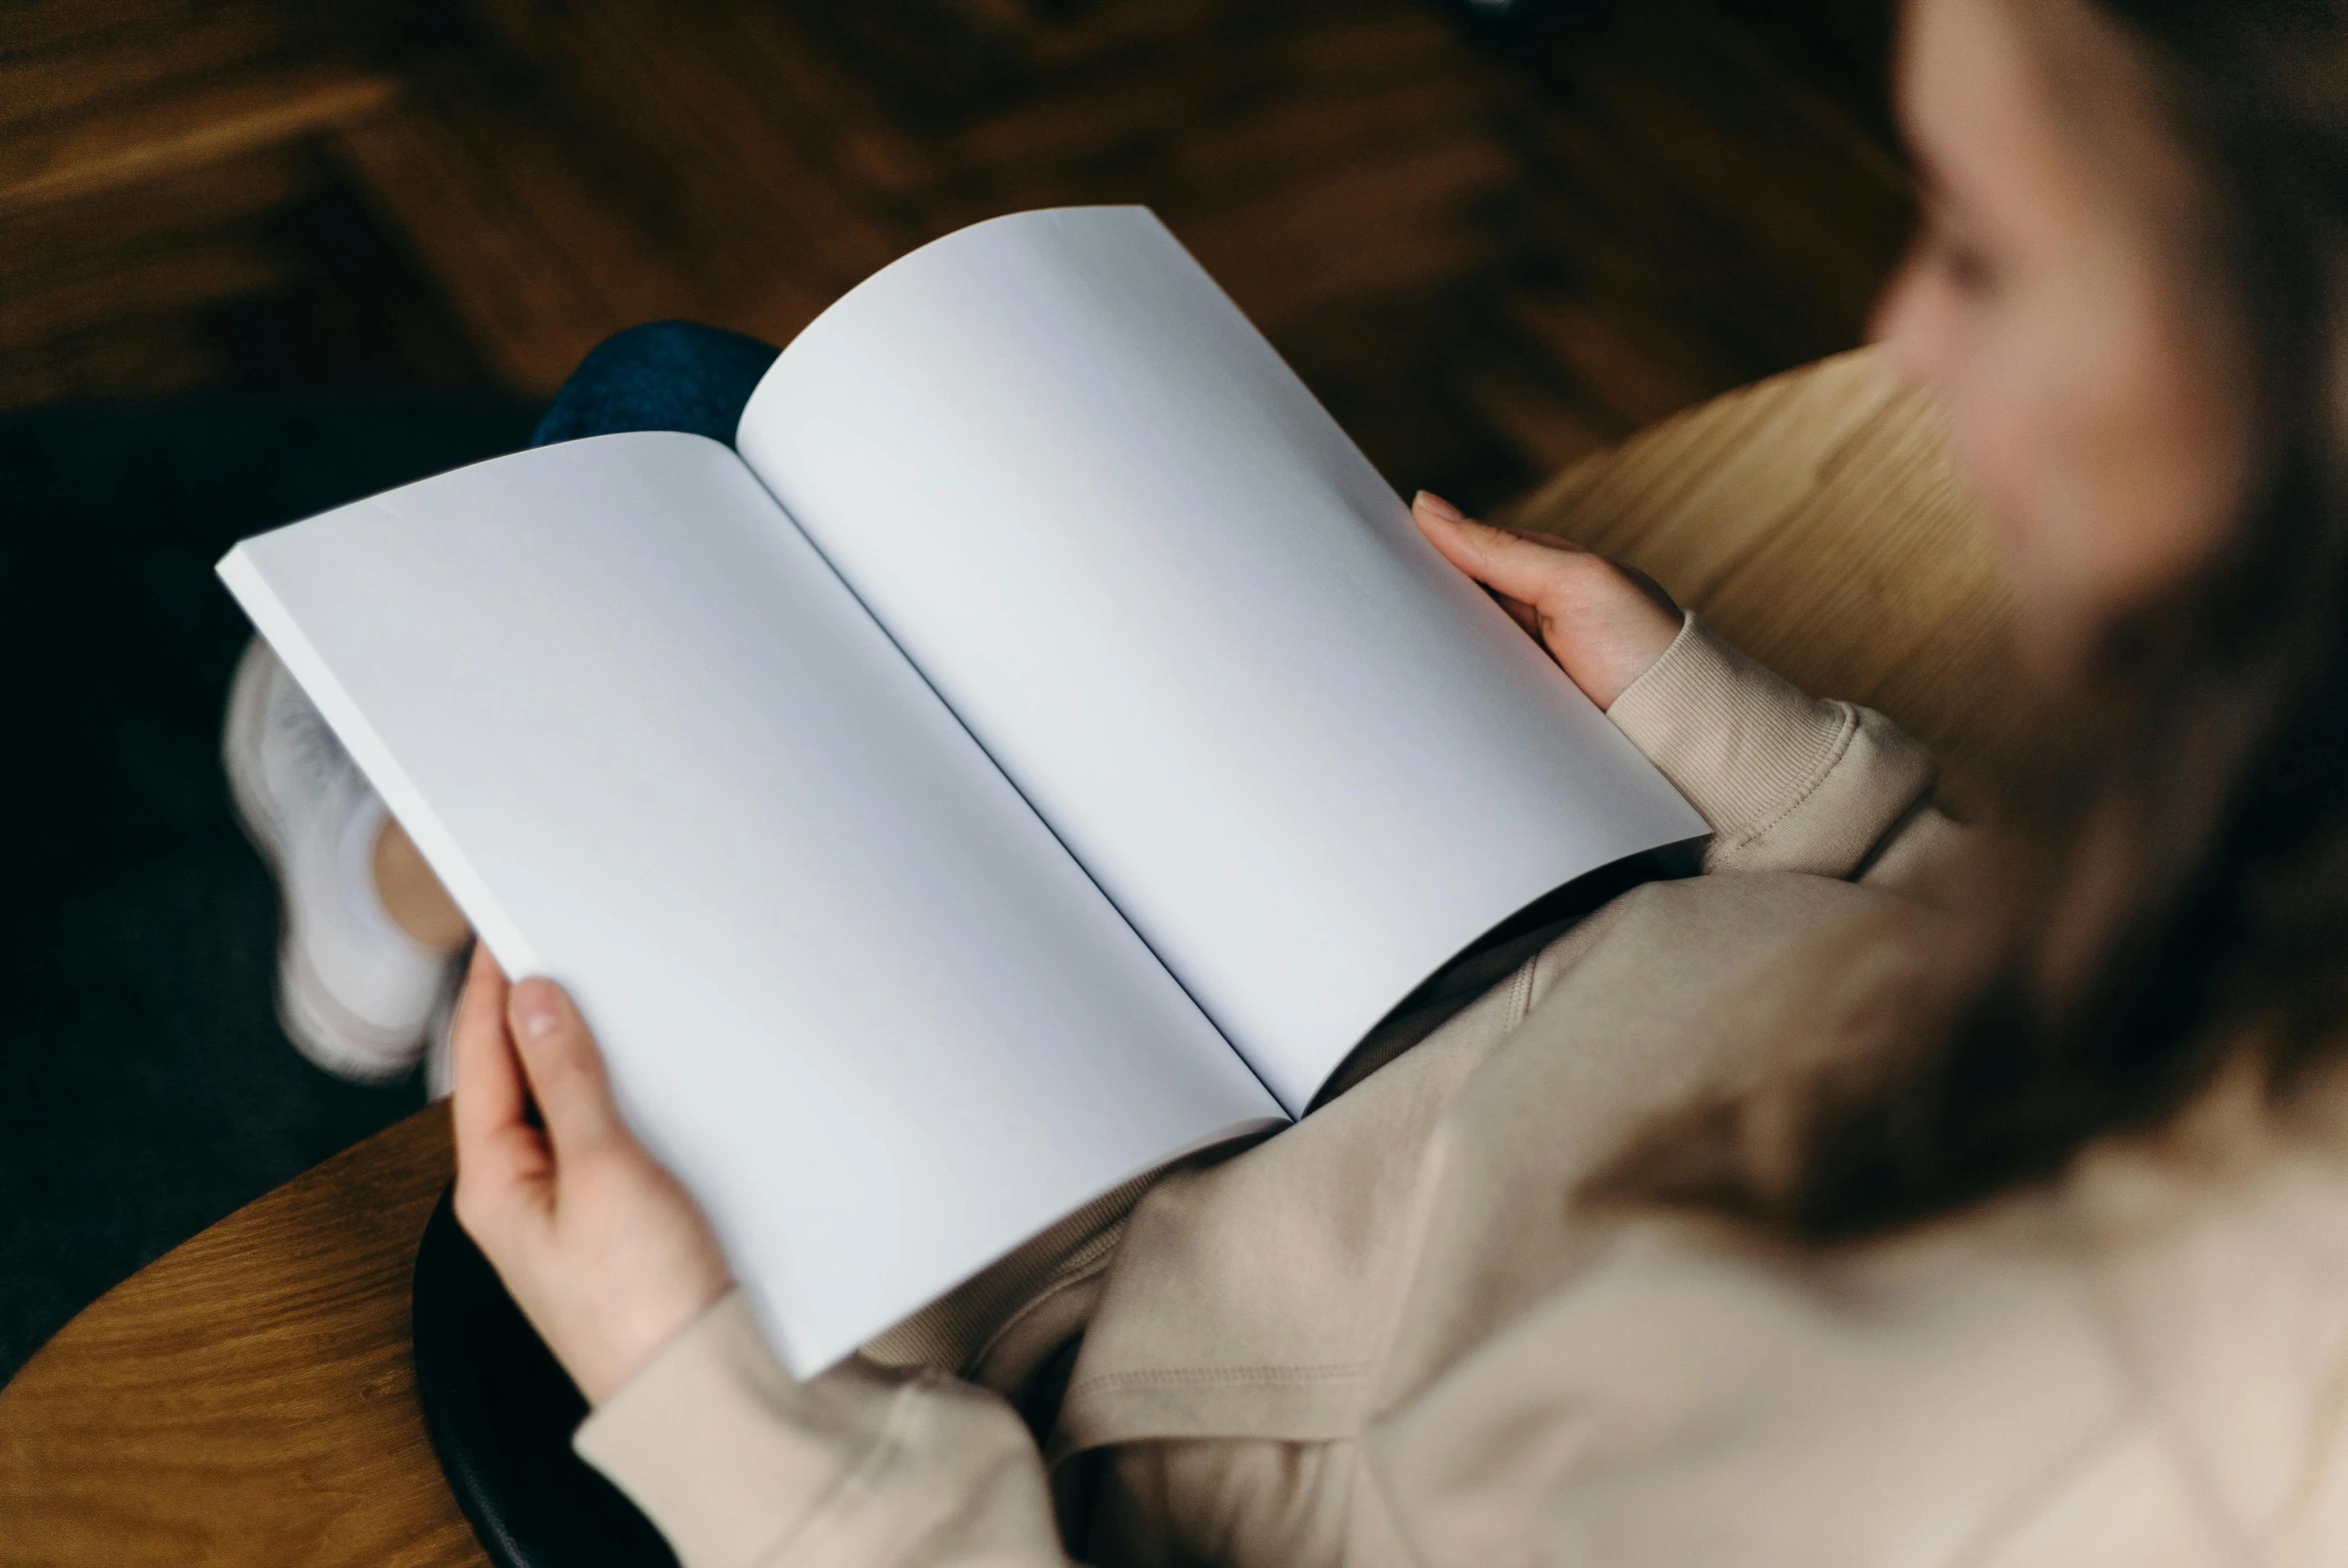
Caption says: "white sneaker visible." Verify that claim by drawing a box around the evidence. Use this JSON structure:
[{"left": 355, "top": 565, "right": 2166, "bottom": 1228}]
[{"left": 224, "top": 638, "right": 463, "bottom": 1082}]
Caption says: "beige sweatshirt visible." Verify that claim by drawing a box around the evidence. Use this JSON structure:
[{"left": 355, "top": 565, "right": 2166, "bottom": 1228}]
[{"left": 574, "top": 619, "right": 2348, "bottom": 1568}]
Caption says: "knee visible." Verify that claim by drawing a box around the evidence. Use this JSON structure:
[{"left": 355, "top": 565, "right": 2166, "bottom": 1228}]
[
  {"left": 533, "top": 320, "right": 783, "bottom": 449},
  {"left": 571, "top": 321, "right": 758, "bottom": 385}
]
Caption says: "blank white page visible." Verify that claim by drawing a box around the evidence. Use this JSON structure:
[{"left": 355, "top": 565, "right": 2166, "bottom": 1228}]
[
  {"left": 738, "top": 207, "right": 1706, "bottom": 1112},
  {"left": 219, "top": 432, "right": 1279, "bottom": 1372}
]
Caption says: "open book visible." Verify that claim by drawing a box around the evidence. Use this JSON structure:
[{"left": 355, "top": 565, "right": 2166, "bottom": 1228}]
[{"left": 219, "top": 207, "right": 1705, "bottom": 1373}]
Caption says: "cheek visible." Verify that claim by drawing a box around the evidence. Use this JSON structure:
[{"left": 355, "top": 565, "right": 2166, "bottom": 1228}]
[
  {"left": 2068, "top": 315, "right": 2243, "bottom": 611},
  {"left": 1936, "top": 278, "right": 2239, "bottom": 664},
  {"left": 1937, "top": 316, "right": 2090, "bottom": 591}
]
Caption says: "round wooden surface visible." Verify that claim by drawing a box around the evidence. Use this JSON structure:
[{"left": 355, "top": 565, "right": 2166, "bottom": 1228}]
[{"left": 0, "top": 1103, "right": 489, "bottom": 1567}]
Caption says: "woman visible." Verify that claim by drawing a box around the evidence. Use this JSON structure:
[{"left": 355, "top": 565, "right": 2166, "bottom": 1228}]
[{"left": 292, "top": 0, "right": 2348, "bottom": 1557}]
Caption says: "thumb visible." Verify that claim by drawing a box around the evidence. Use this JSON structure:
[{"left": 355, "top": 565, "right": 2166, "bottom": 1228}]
[
  {"left": 508, "top": 977, "right": 627, "bottom": 1160},
  {"left": 1410, "top": 492, "right": 1592, "bottom": 611}
]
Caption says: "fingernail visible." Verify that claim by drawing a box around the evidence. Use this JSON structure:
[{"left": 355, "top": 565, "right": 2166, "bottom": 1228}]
[
  {"left": 1413, "top": 491, "right": 1462, "bottom": 521},
  {"left": 512, "top": 979, "right": 566, "bottom": 1040}
]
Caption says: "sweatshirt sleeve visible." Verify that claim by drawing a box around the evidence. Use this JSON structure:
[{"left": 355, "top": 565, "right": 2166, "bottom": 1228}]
[
  {"left": 1604, "top": 614, "right": 1941, "bottom": 880},
  {"left": 576, "top": 1291, "right": 1075, "bottom": 1568}
]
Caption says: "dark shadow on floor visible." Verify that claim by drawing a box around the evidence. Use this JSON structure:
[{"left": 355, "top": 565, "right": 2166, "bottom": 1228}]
[{"left": 0, "top": 399, "right": 540, "bottom": 1384}]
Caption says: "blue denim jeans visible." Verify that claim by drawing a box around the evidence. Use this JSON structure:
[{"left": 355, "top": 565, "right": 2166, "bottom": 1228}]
[{"left": 529, "top": 322, "right": 782, "bottom": 451}]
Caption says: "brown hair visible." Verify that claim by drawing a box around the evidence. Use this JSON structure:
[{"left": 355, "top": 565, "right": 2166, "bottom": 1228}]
[{"left": 1591, "top": 0, "right": 2348, "bottom": 1241}]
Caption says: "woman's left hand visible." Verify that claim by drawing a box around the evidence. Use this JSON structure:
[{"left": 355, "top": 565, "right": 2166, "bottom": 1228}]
[
  {"left": 1411, "top": 491, "right": 1683, "bottom": 709},
  {"left": 450, "top": 944, "right": 734, "bottom": 1406}
]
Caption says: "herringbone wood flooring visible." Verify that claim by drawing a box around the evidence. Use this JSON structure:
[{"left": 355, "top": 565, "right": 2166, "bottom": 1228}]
[{"left": 2, "top": 0, "right": 1908, "bottom": 509}]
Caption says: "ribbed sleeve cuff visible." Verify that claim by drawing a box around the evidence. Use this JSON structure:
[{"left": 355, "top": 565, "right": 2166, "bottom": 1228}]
[
  {"left": 1605, "top": 615, "right": 1935, "bottom": 876},
  {"left": 577, "top": 1291, "right": 1065, "bottom": 1568},
  {"left": 575, "top": 1291, "right": 888, "bottom": 1568}
]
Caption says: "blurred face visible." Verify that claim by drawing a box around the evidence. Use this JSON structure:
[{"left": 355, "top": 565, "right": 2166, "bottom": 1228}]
[{"left": 1873, "top": 0, "right": 2247, "bottom": 681}]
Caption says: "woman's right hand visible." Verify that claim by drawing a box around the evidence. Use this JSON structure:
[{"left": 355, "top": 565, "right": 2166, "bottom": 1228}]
[
  {"left": 1411, "top": 491, "right": 1683, "bottom": 710},
  {"left": 450, "top": 945, "right": 734, "bottom": 1406}
]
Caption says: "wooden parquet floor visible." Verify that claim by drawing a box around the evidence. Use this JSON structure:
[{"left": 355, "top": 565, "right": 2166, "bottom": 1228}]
[{"left": 1, "top": 0, "right": 1908, "bottom": 509}]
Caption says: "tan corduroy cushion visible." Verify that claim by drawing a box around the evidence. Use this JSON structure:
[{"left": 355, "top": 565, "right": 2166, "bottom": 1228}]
[{"left": 1509, "top": 348, "right": 2018, "bottom": 807}]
